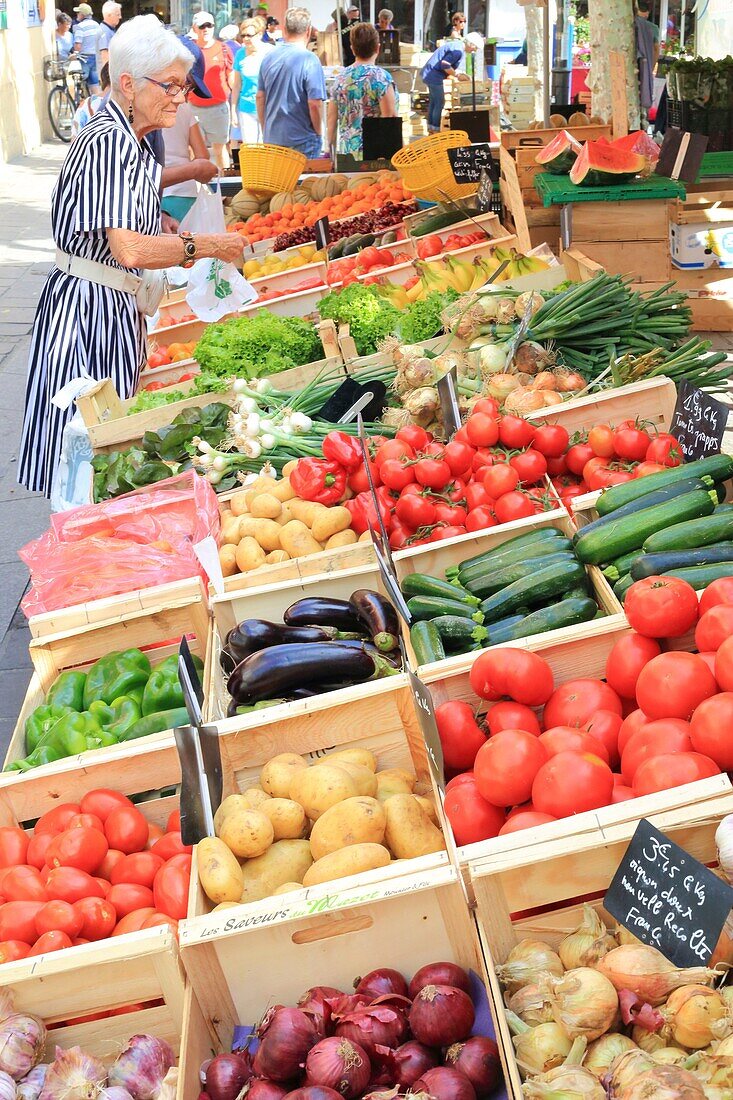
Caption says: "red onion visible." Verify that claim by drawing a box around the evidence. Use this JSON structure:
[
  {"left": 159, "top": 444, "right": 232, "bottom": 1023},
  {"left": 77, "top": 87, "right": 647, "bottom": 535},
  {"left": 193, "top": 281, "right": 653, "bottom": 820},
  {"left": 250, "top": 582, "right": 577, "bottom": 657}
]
[
  {"left": 108, "top": 1034, "right": 175, "bottom": 1099},
  {"left": 298, "top": 988, "right": 344, "bottom": 1038},
  {"left": 284, "top": 1088, "right": 343, "bottom": 1100},
  {"left": 305, "top": 1038, "right": 371, "bottom": 1098},
  {"left": 409, "top": 987, "right": 475, "bottom": 1048},
  {"left": 391, "top": 1041, "right": 440, "bottom": 1088},
  {"left": 326, "top": 995, "right": 370, "bottom": 1020},
  {"left": 413, "top": 1067, "right": 476, "bottom": 1100},
  {"left": 445, "top": 1039, "right": 500, "bottom": 1099},
  {"left": 206, "top": 1054, "right": 253, "bottom": 1100},
  {"left": 354, "top": 970, "right": 408, "bottom": 1000},
  {"left": 408, "top": 964, "right": 471, "bottom": 1001},
  {"left": 246, "top": 1081, "right": 288, "bottom": 1100},
  {"left": 335, "top": 1007, "right": 406, "bottom": 1058},
  {"left": 254, "top": 1007, "right": 317, "bottom": 1082}
]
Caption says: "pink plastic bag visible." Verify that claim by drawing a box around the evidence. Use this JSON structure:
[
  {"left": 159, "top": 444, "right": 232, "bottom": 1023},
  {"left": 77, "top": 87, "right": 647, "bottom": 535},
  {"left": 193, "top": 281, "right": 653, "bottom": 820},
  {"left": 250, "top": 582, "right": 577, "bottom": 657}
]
[{"left": 20, "top": 471, "right": 220, "bottom": 617}]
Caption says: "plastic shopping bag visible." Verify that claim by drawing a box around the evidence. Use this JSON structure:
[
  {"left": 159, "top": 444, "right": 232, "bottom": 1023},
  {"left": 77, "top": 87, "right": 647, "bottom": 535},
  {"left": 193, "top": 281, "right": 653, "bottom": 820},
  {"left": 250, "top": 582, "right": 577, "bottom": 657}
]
[
  {"left": 50, "top": 412, "right": 94, "bottom": 513},
  {"left": 179, "top": 180, "right": 227, "bottom": 234},
  {"left": 186, "top": 257, "right": 257, "bottom": 322}
]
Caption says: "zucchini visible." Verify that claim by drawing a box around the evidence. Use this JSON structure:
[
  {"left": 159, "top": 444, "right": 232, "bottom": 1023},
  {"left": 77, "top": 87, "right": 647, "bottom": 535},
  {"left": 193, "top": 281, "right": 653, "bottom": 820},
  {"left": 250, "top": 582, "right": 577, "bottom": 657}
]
[
  {"left": 455, "top": 527, "right": 562, "bottom": 575},
  {"left": 406, "top": 595, "right": 484, "bottom": 623},
  {"left": 401, "top": 573, "right": 480, "bottom": 606},
  {"left": 630, "top": 543, "right": 733, "bottom": 581},
  {"left": 457, "top": 534, "right": 571, "bottom": 585},
  {"left": 657, "top": 562, "right": 733, "bottom": 590},
  {"left": 603, "top": 550, "right": 643, "bottom": 584},
  {"left": 643, "top": 509, "right": 733, "bottom": 554},
  {"left": 487, "top": 597, "right": 598, "bottom": 642},
  {"left": 485, "top": 614, "right": 527, "bottom": 645},
  {"left": 410, "top": 621, "right": 445, "bottom": 665},
  {"left": 411, "top": 208, "right": 464, "bottom": 237},
  {"left": 432, "top": 615, "right": 488, "bottom": 650},
  {"left": 574, "top": 489, "right": 717, "bottom": 566},
  {"left": 464, "top": 551, "right": 576, "bottom": 598},
  {"left": 572, "top": 478, "right": 715, "bottom": 546},
  {"left": 480, "top": 558, "right": 587, "bottom": 623},
  {"left": 595, "top": 455, "right": 733, "bottom": 516},
  {"left": 614, "top": 573, "right": 635, "bottom": 603}
]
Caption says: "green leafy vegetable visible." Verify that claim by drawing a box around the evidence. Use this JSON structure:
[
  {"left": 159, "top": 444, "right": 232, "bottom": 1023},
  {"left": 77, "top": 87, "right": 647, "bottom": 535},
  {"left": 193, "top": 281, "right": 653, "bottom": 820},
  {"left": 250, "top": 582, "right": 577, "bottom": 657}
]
[
  {"left": 318, "top": 284, "right": 400, "bottom": 357},
  {"left": 127, "top": 373, "right": 230, "bottom": 415},
  {"left": 399, "top": 289, "right": 459, "bottom": 345},
  {"left": 194, "top": 311, "right": 321, "bottom": 377}
]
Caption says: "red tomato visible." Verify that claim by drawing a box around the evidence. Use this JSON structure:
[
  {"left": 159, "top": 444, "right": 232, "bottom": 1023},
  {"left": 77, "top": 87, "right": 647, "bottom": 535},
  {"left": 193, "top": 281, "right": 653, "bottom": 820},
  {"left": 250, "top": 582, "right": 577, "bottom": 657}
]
[
  {"left": 470, "top": 648, "right": 554, "bottom": 706},
  {"left": 0, "top": 940, "right": 31, "bottom": 963},
  {"left": 112, "top": 909, "right": 157, "bottom": 936},
  {"left": 104, "top": 807, "right": 149, "bottom": 854},
  {"left": 582, "top": 457, "right": 611, "bottom": 491},
  {"left": 46, "top": 867, "right": 106, "bottom": 904},
  {"left": 588, "top": 424, "right": 615, "bottom": 458},
  {"left": 473, "top": 398, "right": 500, "bottom": 417},
  {"left": 166, "top": 810, "right": 181, "bottom": 834},
  {"left": 110, "top": 852, "right": 165, "bottom": 889},
  {"left": 107, "top": 883, "right": 154, "bottom": 918},
  {"left": 700, "top": 578, "right": 733, "bottom": 616},
  {"left": 546, "top": 455, "right": 569, "bottom": 477},
  {"left": 435, "top": 700, "right": 486, "bottom": 771},
  {"left": 532, "top": 425, "right": 569, "bottom": 458},
  {"left": 28, "top": 930, "right": 73, "bottom": 956},
  {"left": 613, "top": 426, "right": 651, "bottom": 462},
  {"left": 0, "top": 827, "right": 29, "bottom": 868},
  {"left": 498, "top": 416, "right": 535, "bottom": 450},
  {"left": 348, "top": 461, "right": 380, "bottom": 493},
  {"left": 690, "top": 694, "right": 733, "bottom": 770},
  {"left": 695, "top": 606, "right": 733, "bottom": 652},
  {"left": 142, "top": 912, "right": 179, "bottom": 932},
  {"left": 539, "top": 726, "right": 610, "bottom": 765},
  {"left": 35, "top": 899, "right": 83, "bottom": 939},
  {"left": 165, "top": 853, "right": 192, "bottom": 873},
  {"left": 375, "top": 439, "right": 414, "bottom": 466},
  {"left": 146, "top": 824, "right": 164, "bottom": 848},
  {"left": 26, "top": 832, "right": 54, "bottom": 870},
  {"left": 632, "top": 752, "right": 719, "bottom": 797},
  {"left": 543, "top": 678, "right": 622, "bottom": 729},
  {"left": 97, "top": 849, "right": 125, "bottom": 880},
  {"left": 396, "top": 425, "right": 432, "bottom": 451},
  {"left": 465, "top": 483, "right": 492, "bottom": 512},
  {"left": 646, "top": 435, "right": 683, "bottom": 467},
  {"left": 494, "top": 491, "right": 535, "bottom": 524},
  {"left": 434, "top": 502, "right": 467, "bottom": 527},
  {"left": 532, "top": 751, "right": 614, "bottom": 818},
  {"left": 605, "top": 633, "right": 662, "bottom": 699},
  {"left": 465, "top": 505, "right": 497, "bottom": 533},
  {"left": 73, "top": 896, "right": 117, "bottom": 941},
  {"left": 620, "top": 720, "right": 692, "bottom": 785},
  {"left": 636, "top": 652, "right": 718, "bottom": 720},
  {"left": 566, "top": 443, "right": 594, "bottom": 477},
  {"left": 612, "top": 785, "right": 635, "bottom": 804},
  {"left": 499, "top": 811, "right": 556, "bottom": 835},
  {"left": 465, "top": 413, "right": 499, "bottom": 448},
  {"left": 1, "top": 866, "right": 47, "bottom": 903},
  {"left": 510, "top": 450, "right": 548, "bottom": 485},
  {"left": 0, "top": 901, "right": 45, "bottom": 944},
  {"left": 482, "top": 464, "right": 518, "bottom": 499},
  {"left": 34, "top": 804, "right": 80, "bottom": 836},
  {"left": 486, "top": 701, "right": 541, "bottom": 738},
  {"left": 444, "top": 441, "right": 475, "bottom": 477},
  {"left": 445, "top": 772, "right": 475, "bottom": 792},
  {"left": 153, "top": 864, "right": 190, "bottom": 920},
  {"left": 80, "top": 790, "right": 134, "bottom": 823},
  {"left": 395, "top": 494, "right": 435, "bottom": 530},
  {"left": 618, "top": 708, "right": 649, "bottom": 757},
  {"left": 430, "top": 524, "right": 466, "bottom": 541},
  {"left": 715, "top": 636, "right": 733, "bottom": 691},
  {"left": 444, "top": 782, "right": 505, "bottom": 846},
  {"left": 379, "top": 459, "right": 414, "bottom": 492},
  {"left": 414, "top": 458, "right": 451, "bottom": 491},
  {"left": 47, "top": 827, "right": 108, "bottom": 875},
  {"left": 634, "top": 461, "right": 668, "bottom": 478},
  {"left": 474, "top": 730, "right": 548, "bottom": 807},
  {"left": 625, "top": 576, "right": 699, "bottom": 638},
  {"left": 584, "top": 711, "right": 624, "bottom": 770},
  {"left": 67, "top": 813, "right": 104, "bottom": 832}
]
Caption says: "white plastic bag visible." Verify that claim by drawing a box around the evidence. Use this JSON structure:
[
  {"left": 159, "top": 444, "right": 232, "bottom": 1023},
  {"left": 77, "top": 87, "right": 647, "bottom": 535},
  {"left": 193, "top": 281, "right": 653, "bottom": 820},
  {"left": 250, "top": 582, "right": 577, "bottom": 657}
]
[
  {"left": 50, "top": 412, "right": 93, "bottom": 512},
  {"left": 179, "top": 180, "right": 227, "bottom": 234},
  {"left": 180, "top": 181, "right": 257, "bottom": 322}
]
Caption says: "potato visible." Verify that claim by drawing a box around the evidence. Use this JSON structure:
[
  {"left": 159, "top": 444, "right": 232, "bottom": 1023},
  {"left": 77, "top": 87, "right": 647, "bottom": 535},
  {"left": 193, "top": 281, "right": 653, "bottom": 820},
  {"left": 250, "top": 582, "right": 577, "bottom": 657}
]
[
  {"left": 236, "top": 536, "right": 266, "bottom": 572},
  {"left": 289, "top": 764, "right": 358, "bottom": 819},
  {"left": 376, "top": 770, "right": 415, "bottom": 802},
  {"left": 275, "top": 503, "right": 294, "bottom": 526},
  {"left": 270, "top": 477, "right": 296, "bottom": 503},
  {"left": 212, "top": 902, "right": 239, "bottom": 911},
  {"left": 384, "top": 794, "right": 445, "bottom": 859},
  {"left": 219, "top": 544, "right": 238, "bottom": 577},
  {"left": 265, "top": 549, "right": 290, "bottom": 564},
  {"left": 261, "top": 753, "right": 308, "bottom": 798},
  {"left": 272, "top": 881, "right": 304, "bottom": 895},
  {"left": 245, "top": 476, "right": 278, "bottom": 508},
  {"left": 221, "top": 516, "right": 242, "bottom": 546},
  {"left": 279, "top": 521, "right": 322, "bottom": 559},
  {"left": 240, "top": 839, "right": 313, "bottom": 903},
  {"left": 358, "top": 531, "right": 373, "bottom": 543},
  {"left": 328, "top": 748, "right": 378, "bottom": 773},
  {"left": 251, "top": 493, "right": 282, "bottom": 520},
  {"left": 311, "top": 506, "right": 352, "bottom": 543},
  {"left": 289, "top": 500, "right": 326, "bottom": 527},
  {"left": 219, "top": 808, "right": 274, "bottom": 859},
  {"left": 237, "top": 516, "right": 261, "bottom": 540},
  {"left": 303, "top": 843, "right": 391, "bottom": 886},
  {"left": 325, "top": 760, "right": 377, "bottom": 797},
  {"left": 282, "top": 459, "right": 298, "bottom": 477},
  {"left": 252, "top": 518, "right": 282, "bottom": 553},
  {"left": 260, "top": 798, "right": 308, "bottom": 840},
  {"left": 214, "top": 793, "right": 252, "bottom": 835},
  {"left": 197, "top": 837, "right": 244, "bottom": 904},
  {"left": 414, "top": 795, "right": 439, "bottom": 825},
  {"left": 230, "top": 490, "right": 250, "bottom": 517},
  {"left": 326, "top": 530, "right": 358, "bottom": 550},
  {"left": 310, "top": 796, "right": 386, "bottom": 860}
]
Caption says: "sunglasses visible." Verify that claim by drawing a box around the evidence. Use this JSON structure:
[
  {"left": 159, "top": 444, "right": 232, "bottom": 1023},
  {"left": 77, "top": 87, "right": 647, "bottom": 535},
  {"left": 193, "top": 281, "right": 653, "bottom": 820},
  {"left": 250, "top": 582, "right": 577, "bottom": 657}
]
[
  {"left": 144, "top": 76, "right": 195, "bottom": 97},
  {"left": 197, "top": 21, "right": 214, "bottom": 28},
  {"left": 242, "top": 30, "right": 257, "bottom": 36}
]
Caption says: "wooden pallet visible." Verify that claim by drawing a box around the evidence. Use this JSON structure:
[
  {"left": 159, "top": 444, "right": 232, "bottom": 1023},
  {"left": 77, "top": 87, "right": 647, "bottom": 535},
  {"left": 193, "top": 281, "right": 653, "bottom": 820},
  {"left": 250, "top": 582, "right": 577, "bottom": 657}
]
[{"left": 469, "top": 777, "right": 733, "bottom": 1098}]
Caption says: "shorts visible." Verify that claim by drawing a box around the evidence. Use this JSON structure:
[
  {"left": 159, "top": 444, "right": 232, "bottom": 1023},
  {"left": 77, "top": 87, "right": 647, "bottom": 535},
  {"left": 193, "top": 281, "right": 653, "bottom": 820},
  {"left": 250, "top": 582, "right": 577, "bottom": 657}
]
[
  {"left": 80, "top": 54, "right": 99, "bottom": 87},
  {"left": 192, "top": 101, "right": 230, "bottom": 145},
  {"left": 161, "top": 195, "right": 196, "bottom": 222}
]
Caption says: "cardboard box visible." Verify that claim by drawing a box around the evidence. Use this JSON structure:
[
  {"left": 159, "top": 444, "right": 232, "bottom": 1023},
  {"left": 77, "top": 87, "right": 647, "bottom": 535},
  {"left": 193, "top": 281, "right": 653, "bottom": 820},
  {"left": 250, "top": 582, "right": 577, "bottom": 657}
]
[{"left": 670, "top": 220, "right": 733, "bottom": 269}]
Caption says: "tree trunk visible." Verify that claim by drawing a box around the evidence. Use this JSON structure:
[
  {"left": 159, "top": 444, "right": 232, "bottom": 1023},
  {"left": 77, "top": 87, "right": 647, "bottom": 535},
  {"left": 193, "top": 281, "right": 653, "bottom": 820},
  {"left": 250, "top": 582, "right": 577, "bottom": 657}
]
[
  {"left": 525, "top": 4, "right": 545, "bottom": 124},
  {"left": 587, "top": 0, "right": 641, "bottom": 129}
]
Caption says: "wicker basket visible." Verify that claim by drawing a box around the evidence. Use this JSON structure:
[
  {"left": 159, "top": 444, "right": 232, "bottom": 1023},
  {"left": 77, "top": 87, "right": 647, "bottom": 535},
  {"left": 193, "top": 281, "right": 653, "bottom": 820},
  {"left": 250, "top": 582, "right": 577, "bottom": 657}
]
[
  {"left": 43, "top": 55, "right": 65, "bottom": 82},
  {"left": 237, "top": 144, "right": 307, "bottom": 195},
  {"left": 391, "top": 130, "right": 477, "bottom": 202}
]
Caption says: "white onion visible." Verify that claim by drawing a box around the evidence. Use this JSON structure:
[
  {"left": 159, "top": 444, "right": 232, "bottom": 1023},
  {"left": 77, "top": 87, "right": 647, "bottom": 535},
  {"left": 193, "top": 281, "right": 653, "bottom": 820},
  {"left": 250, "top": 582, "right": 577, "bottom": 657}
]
[{"left": 478, "top": 343, "right": 507, "bottom": 374}]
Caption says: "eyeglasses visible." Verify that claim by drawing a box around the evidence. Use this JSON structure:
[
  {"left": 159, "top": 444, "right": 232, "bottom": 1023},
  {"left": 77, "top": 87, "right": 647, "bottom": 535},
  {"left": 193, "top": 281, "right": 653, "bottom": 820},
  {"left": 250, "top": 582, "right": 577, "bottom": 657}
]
[
  {"left": 242, "top": 31, "right": 257, "bottom": 36},
  {"left": 197, "top": 21, "right": 214, "bottom": 28},
  {"left": 144, "top": 76, "right": 195, "bottom": 97}
]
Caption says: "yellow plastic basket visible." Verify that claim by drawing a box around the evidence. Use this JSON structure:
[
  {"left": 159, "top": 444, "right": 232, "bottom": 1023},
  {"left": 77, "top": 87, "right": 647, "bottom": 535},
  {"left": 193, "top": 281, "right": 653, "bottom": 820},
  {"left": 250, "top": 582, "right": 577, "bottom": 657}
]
[
  {"left": 391, "top": 130, "right": 478, "bottom": 202},
  {"left": 237, "top": 144, "right": 308, "bottom": 195}
]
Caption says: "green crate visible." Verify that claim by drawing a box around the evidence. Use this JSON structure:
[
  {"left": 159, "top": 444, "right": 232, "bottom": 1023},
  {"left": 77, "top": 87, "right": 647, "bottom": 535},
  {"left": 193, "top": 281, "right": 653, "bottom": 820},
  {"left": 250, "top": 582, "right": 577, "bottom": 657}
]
[
  {"left": 697, "top": 152, "right": 733, "bottom": 179},
  {"left": 534, "top": 172, "right": 686, "bottom": 207}
]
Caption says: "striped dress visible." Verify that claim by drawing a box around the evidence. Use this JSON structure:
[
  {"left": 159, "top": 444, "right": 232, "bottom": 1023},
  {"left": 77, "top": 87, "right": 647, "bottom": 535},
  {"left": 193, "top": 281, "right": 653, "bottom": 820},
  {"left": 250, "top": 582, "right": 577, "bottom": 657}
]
[{"left": 18, "top": 98, "right": 162, "bottom": 497}]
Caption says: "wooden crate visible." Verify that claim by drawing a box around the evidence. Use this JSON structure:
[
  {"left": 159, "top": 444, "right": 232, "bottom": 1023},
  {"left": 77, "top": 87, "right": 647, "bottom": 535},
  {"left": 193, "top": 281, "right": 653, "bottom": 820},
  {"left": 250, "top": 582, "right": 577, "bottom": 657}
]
[
  {"left": 527, "top": 375, "right": 678, "bottom": 437},
  {"left": 670, "top": 266, "right": 733, "bottom": 333},
  {"left": 573, "top": 198, "right": 670, "bottom": 242},
  {"left": 180, "top": 866, "right": 488, "bottom": 1057},
  {"left": 574, "top": 238, "right": 671, "bottom": 282},
  {"left": 6, "top": 581, "right": 211, "bottom": 773},
  {"left": 500, "top": 124, "right": 613, "bottom": 157},
  {"left": 469, "top": 779, "right": 733, "bottom": 1098}
]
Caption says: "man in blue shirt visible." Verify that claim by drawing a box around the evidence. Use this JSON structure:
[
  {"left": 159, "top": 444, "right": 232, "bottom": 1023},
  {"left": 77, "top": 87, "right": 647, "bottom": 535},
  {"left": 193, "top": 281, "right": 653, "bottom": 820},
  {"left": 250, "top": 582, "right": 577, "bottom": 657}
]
[
  {"left": 256, "top": 6, "right": 326, "bottom": 158},
  {"left": 95, "top": 0, "right": 121, "bottom": 71},
  {"left": 421, "top": 38, "right": 475, "bottom": 132},
  {"left": 72, "top": 2, "right": 101, "bottom": 92}
]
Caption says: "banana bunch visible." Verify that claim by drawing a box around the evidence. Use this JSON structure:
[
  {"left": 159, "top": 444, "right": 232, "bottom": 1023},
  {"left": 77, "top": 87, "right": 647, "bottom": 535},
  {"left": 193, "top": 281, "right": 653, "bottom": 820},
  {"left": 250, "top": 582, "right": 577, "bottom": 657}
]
[{"left": 492, "top": 246, "right": 550, "bottom": 281}]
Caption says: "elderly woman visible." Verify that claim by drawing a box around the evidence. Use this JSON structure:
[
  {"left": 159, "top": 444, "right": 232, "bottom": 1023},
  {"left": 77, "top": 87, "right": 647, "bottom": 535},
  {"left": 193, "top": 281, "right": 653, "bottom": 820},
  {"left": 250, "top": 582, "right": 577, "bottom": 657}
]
[
  {"left": 19, "top": 15, "right": 243, "bottom": 497},
  {"left": 328, "top": 22, "right": 396, "bottom": 160},
  {"left": 55, "top": 11, "right": 73, "bottom": 60},
  {"left": 231, "top": 17, "right": 267, "bottom": 144}
]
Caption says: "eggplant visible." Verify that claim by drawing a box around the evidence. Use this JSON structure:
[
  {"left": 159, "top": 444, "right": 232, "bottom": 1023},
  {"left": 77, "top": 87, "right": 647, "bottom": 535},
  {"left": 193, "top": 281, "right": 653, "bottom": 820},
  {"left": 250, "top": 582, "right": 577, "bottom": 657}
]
[
  {"left": 334, "top": 637, "right": 403, "bottom": 668},
  {"left": 227, "top": 642, "right": 395, "bottom": 704},
  {"left": 226, "top": 619, "right": 335, "bottom": 664},
  {"left": 283, "top": 598, "right": 363, "bottom": 632},
  {"left": 350, "top": 590, "right": 400, "bottom": 653}
]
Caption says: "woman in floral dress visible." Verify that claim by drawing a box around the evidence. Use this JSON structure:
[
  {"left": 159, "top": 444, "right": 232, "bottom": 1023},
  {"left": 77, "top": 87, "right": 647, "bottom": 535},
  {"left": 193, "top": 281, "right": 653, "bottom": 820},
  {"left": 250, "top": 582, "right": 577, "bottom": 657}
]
[{"left": 328, "top": 22, "right": 397, "bottom": 161}]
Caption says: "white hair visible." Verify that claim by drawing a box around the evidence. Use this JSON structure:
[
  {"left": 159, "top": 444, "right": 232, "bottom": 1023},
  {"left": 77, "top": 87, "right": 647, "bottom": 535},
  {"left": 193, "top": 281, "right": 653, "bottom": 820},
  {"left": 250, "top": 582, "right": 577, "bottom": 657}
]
[
  {"left": 284, "top": 7, "right": 311, "bottom": 34},
  {"left": 102, "top": 0, "right": 120, "bottom": 14},
  {"left": 109, "top": 14, "right": 192, "bottom": 91}
]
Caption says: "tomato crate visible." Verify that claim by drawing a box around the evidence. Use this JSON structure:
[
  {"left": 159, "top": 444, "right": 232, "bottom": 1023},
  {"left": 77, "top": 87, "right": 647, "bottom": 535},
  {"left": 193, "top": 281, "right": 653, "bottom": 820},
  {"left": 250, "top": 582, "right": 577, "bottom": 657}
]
[
  {"left": 528, "top": 375, "right": 678, "bottom": 441},
  {"left": 468, "top": 778, "right": 733, "bottom": 1099},
  {"left": 5, "top": 580, "right": 211, "bottom": 777}
]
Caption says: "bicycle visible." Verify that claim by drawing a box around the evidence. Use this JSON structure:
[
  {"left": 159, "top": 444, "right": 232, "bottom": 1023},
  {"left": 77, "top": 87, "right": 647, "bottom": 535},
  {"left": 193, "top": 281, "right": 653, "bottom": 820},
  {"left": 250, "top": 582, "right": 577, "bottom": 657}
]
[{"left": 43, "top": 54, "right": 89, "bottom": 143}]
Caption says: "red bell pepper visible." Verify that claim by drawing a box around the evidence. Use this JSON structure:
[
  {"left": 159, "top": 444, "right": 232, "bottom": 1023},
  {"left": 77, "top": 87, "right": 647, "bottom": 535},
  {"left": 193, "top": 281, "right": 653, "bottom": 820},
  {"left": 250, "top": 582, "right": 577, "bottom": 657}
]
[
  {"left": 290, "top": 458, "right": 347, "bottom": 506},
  {"left": 345, "top": 491, "right": 393, "bottom": 536},
  {"left": 322, "top": 430, "right": 363, "bottom": 472}
]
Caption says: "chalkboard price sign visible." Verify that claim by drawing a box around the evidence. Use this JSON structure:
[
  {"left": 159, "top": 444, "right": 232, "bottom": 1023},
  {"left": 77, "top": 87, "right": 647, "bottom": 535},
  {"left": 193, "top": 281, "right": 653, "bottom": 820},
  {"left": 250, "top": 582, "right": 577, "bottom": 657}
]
[
  {"left": 604, "top": 818, "right": 733, "bottom": 968},
  {"left": 670, "top": 380, "right": 729, "bottom": 461},
  {"left": 314, "top": 216, "right": 331, "bottom": 251},
  {"left": 448, "top": 143, "right": 494, "bottom": 184},
  {"left": 407, "top": 670, "right": 445, "bottom": 790}
]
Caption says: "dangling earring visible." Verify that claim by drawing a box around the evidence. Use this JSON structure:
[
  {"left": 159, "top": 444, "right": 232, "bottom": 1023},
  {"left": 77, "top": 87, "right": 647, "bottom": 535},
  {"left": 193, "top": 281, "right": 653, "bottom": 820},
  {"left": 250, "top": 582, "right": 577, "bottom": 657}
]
[{"left": 128, "top": 100, "right": 134, "bottom": 123}]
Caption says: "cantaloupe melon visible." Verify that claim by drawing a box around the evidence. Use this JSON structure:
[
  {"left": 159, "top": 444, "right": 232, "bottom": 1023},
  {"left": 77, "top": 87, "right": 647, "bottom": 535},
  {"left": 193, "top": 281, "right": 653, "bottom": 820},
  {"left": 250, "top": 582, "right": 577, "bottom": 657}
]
[
  {"left": 269, "top": 191, "right": 298, "bottom": 213},
  {"left": 550, "top": 113, "right": 567, "bottom": 128},
  {"left": 568, "top": 111, "right": 589, "bottom": 126},
  {"left": 230, "top": 188, "right": 267, "bottom": 219}
]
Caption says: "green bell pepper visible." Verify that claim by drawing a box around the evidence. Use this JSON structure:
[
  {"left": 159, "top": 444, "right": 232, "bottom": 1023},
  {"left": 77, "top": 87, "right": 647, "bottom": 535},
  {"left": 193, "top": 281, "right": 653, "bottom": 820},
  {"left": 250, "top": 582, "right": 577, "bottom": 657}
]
[
  {"left": 6, "top": 742, "right": 67, "bottom": 772},
  {"left": 83, "top": 648, "right": 151, "bottom": 708},
  {"left": 54, "top": 711, "right": 105, "bottom": 756},
  {"left": 45, "top": 669, "right": 87, "bottom": 711},
  {"left": 25, "top": 704, "right": 75, "bottom": 754},
  {"left": 119, "top": 706, "right": 190, "bottom": 741},
  {"left": 141, "top": 654, "right": 203, "bottom": 716},
  {"left": 88, "top": 696, "right": 142, "bottom": 739}
]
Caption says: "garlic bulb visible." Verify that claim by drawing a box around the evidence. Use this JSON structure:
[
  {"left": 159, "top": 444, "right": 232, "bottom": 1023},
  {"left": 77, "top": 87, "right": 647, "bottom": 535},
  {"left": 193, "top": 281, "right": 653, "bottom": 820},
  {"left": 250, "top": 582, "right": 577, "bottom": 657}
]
[{"left": 715, "top": 814, "right": 733, "bottom": 883}]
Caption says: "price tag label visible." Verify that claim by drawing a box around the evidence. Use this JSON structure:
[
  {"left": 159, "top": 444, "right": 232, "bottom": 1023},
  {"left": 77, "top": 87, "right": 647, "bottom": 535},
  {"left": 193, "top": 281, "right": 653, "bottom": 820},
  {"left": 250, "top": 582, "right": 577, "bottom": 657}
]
[
  {"left": 477, "top": 168, "right": 493, "bottom": 213},
  {"left": 407, "top": 669, "right": 444, "bottom": 791},
  {"left": 315, "top": 216, "right": 331, "bottom": 251},
  {"left": 670, "top": 380, "right": 728, "bottom": 461},
  {"left": 447, "top": 143, "right": 494, "bottom": 184},
  {"left": 604, "top": 818, "right": 733, "bottom": 967}
]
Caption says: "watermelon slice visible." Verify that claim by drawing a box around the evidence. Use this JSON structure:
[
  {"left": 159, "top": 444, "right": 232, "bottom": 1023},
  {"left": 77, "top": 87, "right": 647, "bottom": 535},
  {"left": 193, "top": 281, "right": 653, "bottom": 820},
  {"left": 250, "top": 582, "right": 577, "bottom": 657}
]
[
  {"left": 535, "top": 130, "right": 583, "bottom": 175},
  {"left": 569, "top": 139, "right": 647, "bottom": 186},
  {"left": 612, "top": 130, "right": 661, "bottom": 162}
]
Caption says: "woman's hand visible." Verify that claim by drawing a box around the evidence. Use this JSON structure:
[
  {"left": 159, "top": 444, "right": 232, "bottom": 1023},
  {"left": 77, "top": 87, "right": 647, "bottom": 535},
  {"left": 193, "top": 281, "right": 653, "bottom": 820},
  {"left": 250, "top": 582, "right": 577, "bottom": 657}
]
[{"left": 212, "top": 233, "right": 246, "bottom": 264}]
